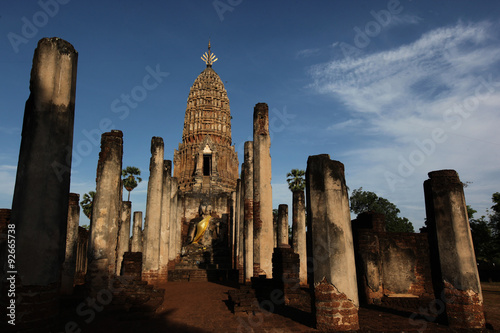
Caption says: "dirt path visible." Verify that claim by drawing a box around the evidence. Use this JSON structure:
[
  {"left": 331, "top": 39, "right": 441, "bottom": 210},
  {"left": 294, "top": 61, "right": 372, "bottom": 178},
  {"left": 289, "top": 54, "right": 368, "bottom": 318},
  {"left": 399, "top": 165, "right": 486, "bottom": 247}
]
[{"left": 79, "top": 281, "right": 499, "bottom": 332}]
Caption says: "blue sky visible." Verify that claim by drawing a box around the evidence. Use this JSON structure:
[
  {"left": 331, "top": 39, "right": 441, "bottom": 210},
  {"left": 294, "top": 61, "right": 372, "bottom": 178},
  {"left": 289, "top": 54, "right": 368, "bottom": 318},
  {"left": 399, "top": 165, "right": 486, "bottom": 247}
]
[{"left": 1, "top": 0, "right": 500, "bottom": 231}]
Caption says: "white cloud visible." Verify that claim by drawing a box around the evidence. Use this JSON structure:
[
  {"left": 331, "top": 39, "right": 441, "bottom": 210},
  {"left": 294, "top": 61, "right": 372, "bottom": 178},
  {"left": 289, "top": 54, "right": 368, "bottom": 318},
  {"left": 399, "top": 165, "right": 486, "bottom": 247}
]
[
  {"left": 308, "top": 20, "right": 500, "bottom": 229},
  {"left": 327, "top": 119, "right": 363, "bottom": 131},
  {"left": 389, "top": 14, "right": 422, "bottom": 27},
  {"left": 296, "top": 48, "right": 321, "bottom": 59}
]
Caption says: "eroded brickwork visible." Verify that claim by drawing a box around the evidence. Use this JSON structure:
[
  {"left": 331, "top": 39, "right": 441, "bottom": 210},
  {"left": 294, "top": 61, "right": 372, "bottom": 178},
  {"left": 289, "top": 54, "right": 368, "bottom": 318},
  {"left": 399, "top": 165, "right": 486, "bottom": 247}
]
[
  {"left": 314, "top": 278, "right": 359, "bottom": 331},
  {"left": 443, "top": 281, "right": 485, "bottom": 328},
  {"left": 353, "top": 212, "right": 434, "bottom": 311}
]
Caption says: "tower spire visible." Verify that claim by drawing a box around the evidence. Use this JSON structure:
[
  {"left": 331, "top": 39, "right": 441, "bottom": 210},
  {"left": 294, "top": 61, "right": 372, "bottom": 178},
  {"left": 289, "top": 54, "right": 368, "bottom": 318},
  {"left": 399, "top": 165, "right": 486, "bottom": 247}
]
[{"left": 201, "top": 40, "right": 218, "bottom": 67}]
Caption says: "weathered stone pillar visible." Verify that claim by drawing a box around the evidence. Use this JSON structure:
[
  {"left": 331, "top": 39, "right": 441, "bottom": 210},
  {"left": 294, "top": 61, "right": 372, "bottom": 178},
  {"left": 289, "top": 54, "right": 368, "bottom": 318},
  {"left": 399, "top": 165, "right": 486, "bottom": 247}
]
[
  {"left": 253, "top": 103, "right": 273, "bottom": 278},
  {"left": 233, "top": 180, "right": 240, "bottom": 270},
  {"left": 87, "top": 130, "right": 123, "bottom": 295},
  {"left": 292, "top": 190, "right": 307, "bottom": 286},
  {"left": 75, "top": 227, "right": 89, "bottom": 285},
  {"left": 243, "top": 141, "right": 254, "bottom": 283},
  {"left": 235, "top": 179, "right": 244, "bottom": 283},
  {"left": 61, "top": 193, "right": 80, "bottom": 295},
  {"left": 9, "top": 37, "right": 77, "bottom": 330},
  {"left": 306, "top": 154, "right": 359, "bottom": 331},
  {"left": 424, "top": 170, "right": 485, "bottom": 328},
  {"left": 116, "top": 201, "right": 131, "bottom": 275},
  {"left": 159, "top": 160, "right": 172, "bottom": 281},
  {"left": 168, "top": 177, "right": 179, "bottom": 262},
  {"left": 131, "top": 211, "right": 143, "bottom": 252},
  {"left": 277, "top": 204, "right": 289, "bottom": 247},
  {"left": 143, "top": 137, "right": 164, "bottom": 283}
]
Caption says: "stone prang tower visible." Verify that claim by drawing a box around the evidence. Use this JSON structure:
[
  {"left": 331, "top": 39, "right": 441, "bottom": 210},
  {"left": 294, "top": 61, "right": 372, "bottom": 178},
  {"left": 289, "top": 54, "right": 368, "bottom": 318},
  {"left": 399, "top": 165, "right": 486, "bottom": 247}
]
[
  {"left": 173, "top": 41, "right": 238, "bottom": 194},
  {"left": 170, "top": 42, "right": 239, "bottom": 274}
]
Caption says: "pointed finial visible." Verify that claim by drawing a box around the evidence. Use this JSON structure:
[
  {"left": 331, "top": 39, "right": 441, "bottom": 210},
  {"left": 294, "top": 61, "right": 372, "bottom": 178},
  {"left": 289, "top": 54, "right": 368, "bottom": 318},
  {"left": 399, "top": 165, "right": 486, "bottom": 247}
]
[{"left": 201, "top": 40, "right": 218, "bottom": 67}]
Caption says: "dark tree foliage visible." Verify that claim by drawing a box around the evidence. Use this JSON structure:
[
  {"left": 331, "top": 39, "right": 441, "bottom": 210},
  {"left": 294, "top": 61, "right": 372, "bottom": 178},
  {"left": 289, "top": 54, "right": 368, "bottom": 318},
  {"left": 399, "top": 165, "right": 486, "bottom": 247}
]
[
  {"left": 80, "top": 191, "right": 95, "bottom": 220},
  {"left": 470, "top": 193, "right": 500, "bottom": 266},
  {"left": 350, "top": 187, "right": 414, "bottom": 233}
]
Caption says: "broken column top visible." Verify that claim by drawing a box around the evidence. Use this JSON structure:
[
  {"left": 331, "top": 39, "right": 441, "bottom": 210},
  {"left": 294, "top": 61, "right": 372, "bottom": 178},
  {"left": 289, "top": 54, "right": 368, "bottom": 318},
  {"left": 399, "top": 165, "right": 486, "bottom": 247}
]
[
  {"left": 427, "top": 169, "right": 462, "bottom": 190},
  {"left": 69, "top": 193, "right": 80, "bottom": 205},
  {"left": 37, "top": 37, "right": 77, "bottom": 55},
  {"left": 253, "top": 103, "right": 269, "bottom": 135},
  {"left": 151, "top": 136, "right": 164, "bottom": 150},
  {"left": 307, "top": 154, "right": 346, "bottom": 190},
  {"left": 102, "top": 130, "right": 123, "bottom": 139},
  {"left": 30, "top": 37, "right": 78, "bottom": 107}
]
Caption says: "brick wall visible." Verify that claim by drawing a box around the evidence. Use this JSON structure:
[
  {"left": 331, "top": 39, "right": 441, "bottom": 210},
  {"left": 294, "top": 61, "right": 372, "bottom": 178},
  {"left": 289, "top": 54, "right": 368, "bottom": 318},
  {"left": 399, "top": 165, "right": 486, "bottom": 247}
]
[{"left": 353, "top": 212, "right": 434, "bottom": 311}]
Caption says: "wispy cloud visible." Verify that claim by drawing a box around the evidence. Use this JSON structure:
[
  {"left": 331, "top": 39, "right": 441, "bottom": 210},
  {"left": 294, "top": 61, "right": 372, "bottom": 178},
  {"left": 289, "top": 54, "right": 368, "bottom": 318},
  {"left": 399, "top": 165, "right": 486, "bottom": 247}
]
[
  {"left": 327, "top": 119, "right": 363, "bottom": 131},
  {"left": 309, "top": 21, "right": 498, "bottom": 117},
  {"left": 307, "top": 20, "right": 500, "bottom": 227},
  {"left": 296, "top": 48, "right": 321, "bottom": 59},
  {"left": 389, "top": 14, "right": 422, "bottom": 27}
]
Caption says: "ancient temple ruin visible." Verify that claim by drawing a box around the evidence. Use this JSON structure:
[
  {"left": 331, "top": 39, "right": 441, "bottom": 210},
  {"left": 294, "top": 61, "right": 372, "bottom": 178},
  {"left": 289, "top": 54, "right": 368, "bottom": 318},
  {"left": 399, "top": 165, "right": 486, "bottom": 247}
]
[
  {"left": 168, "top": 42, "right": 240, "bottom": 281},
  {"left": 1, "top": 38, "right": 491, "bottom": 332}
]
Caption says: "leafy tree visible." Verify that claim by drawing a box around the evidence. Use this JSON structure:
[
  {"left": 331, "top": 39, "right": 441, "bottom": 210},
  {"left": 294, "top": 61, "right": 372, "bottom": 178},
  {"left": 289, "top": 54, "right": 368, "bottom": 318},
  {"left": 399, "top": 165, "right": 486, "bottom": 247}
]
[
  {"left": 286, "top": 169, "right": 305, "bottom": 192},
  {"left": 350, "top": 187, "right": 414, "bottom": 233},
  {"left": 489, "top": 192, "right": 500, "bottom": 238},
  {"left": 122, "top": 166, "right": 142, "bottom": 201},
  {"left": 80, "top": 191, "right": 95, "bottom": 221},
  {"left": 468, "top": 206, "right": 497, "bottom": 264}
]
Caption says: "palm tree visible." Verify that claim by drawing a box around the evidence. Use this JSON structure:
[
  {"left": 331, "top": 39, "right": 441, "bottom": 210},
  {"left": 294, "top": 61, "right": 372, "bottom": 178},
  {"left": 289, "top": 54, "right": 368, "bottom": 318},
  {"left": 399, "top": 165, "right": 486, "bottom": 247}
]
[
  {"left": 286, "top": 169, "right": 305, "bottom": 192},
  {"left": 80, "top": 191, "right": 95, "bottom": 221},
  {"left": 122, "top": 166, "right": 142, "bottom": 201}
]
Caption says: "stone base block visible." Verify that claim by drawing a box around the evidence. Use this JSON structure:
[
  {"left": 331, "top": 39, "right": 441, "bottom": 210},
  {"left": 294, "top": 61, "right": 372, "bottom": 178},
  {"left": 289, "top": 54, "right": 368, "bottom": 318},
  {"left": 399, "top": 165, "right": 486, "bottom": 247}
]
[
  {"left": 86, "top": 258, "right": 111, "bottom": 296},
  {"left": 443, "top": 281, "right": 485, "bottom": 329},
  {"left": 122, "top": 252, "right": 142, "bottom": 281},
  {"left": 315, "top": 278, "right": 359, "bottom": 331},
  {"left": 142, "top": 270, "right": 159, "bottom": 285},
  {"left": 228, "top": 285, "right": 260, "bottom": 315},
  {"left": 12, "top": 282, "right": 59, "bottom": 332}
]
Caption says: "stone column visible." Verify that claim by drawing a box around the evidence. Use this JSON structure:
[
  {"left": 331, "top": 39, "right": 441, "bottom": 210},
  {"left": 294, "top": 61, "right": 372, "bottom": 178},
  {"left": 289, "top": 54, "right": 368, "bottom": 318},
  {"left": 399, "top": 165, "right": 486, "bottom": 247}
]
[
  {"left": 233, "top": 181, "right": 240, "bottom": 270},
  {"left": 9, "top": 37, "right": 78, "bottom": 330},
  {"left": 253, "top": 103, "right": 273, "bottom": 278},
  {"left": 61, "top": 193, "right": 80, "bottom": 295},
  {"left": 243, "top": 141, "right": 254, "bottom": 283},
  {"left": 168, "top": 177, "right": 179, "bottom": 261},
  {"left": 87, "top": 130, "right": 123, "bottom": 295},
  {"left": 277, "top": 204, "right": 289, "bottom": 247},
  {"left": 143, "top": 137, "right": 164, "bottom": 283},
  {"left": 116, "top": 201, "right": 131, "bottom": 275},
  {"left": 292, "top": 190, "right": 307, "bottom": 286},
  {"left": 131, "top": 211, "right": 143, "bottom": 252},
  {"left": 424, "top": 170, "right": 485, "bottom": 329},
  {"left": 159, "top": 160, "right": 172, "bottom": 281},
  {"left": 235, "top": 180, "right": 244, "bottom": 283},
  {"left": 306, "top": 154, "right": 359, "bottom": 331}
]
